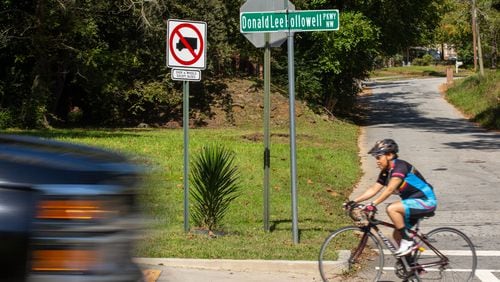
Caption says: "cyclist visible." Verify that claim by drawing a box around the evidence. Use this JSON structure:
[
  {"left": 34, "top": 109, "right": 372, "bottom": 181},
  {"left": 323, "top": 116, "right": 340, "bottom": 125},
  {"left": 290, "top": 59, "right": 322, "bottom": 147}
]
[{"left": 344, "top": 139, "right": 437, "bottom": 256}]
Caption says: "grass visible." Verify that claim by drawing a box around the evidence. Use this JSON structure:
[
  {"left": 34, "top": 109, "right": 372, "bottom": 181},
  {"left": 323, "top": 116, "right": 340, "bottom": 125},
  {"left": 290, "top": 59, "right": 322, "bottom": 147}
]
[
  {"left": 370, "top": 65, "right": 475, "bottom": 79},
  {"left": 445, "top": 70, "right": 500, "bottom": 130},
  {"left": 4, "top": 108, "right": 360, "bottom": 260}
]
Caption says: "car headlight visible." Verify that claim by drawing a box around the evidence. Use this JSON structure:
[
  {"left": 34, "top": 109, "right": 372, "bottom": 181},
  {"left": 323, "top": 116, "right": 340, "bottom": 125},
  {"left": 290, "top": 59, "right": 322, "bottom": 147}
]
[
  {"left": 36, "top": 199, "right": 120, "bottom": 220},
  {"left": 31, "top": 249, "right": 100, "bottom": 272}
]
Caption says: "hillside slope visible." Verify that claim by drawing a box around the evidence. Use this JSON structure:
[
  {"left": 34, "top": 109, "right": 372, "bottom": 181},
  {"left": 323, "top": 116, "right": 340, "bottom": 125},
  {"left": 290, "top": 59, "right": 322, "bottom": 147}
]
[{"left": 203, "top": 78, "right": 317, "bottom": 129}]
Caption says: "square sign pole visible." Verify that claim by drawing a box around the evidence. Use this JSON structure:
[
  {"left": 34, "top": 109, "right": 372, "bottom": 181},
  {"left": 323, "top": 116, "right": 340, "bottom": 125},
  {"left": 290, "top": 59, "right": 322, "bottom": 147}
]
[{"left": 240, "top": 3, "right": 340, "bottom": 244}]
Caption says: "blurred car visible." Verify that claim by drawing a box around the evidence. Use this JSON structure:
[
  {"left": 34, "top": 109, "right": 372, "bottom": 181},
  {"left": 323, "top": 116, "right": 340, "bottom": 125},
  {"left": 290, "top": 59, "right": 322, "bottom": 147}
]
[{"left": 0, "top": 134, "right": 144, "bottom": 282}]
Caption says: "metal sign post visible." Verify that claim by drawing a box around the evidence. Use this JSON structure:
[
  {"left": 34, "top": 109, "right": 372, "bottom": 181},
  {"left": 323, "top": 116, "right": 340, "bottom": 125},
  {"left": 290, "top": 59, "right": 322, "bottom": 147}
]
[
  {"left": 285, "top": 0, "right": 299, "bottom": 245},
  {"left": 167, "top": 19, "right": 207, "bottom": 233},
  {"left": 183, "top": 81, "right": 190, "bottom": 233},
  {"left": 263, "top": 32, "right": 271, "bottom": 232},
  {"left": 240, "top": 0, "right": 340, "bottom": 243},
  {"left": 240, "top": 0, "right": 292, "bottom": 233}
]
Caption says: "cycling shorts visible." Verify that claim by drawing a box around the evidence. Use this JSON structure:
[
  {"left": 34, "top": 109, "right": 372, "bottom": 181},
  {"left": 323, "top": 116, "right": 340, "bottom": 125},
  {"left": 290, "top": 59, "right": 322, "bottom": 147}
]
[{"left": 402, "top": 198, "right": 437, "bottom": 228}]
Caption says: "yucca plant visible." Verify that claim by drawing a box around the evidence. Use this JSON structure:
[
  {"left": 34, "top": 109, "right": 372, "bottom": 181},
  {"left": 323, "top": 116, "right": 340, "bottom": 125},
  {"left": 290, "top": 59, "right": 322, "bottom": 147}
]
[{"left": 190, "top": 144, "right": 240, "bottom": 231}]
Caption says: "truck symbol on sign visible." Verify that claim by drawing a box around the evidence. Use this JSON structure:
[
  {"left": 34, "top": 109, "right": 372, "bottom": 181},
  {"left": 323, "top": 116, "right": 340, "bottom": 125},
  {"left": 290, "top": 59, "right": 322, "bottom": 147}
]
[{"left": 176, "top": 37, "right": 198, "bottom": 51}]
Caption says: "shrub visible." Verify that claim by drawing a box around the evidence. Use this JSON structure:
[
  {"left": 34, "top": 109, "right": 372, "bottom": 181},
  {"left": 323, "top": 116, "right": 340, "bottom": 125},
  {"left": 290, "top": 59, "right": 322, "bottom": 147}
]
[
  {"left": 412, "top": 54, "right": 434, "bottom": 66},
  {"left": 0, "top": 109, "right": 13, "bottom": 129},
  {"left": 190, "top": 144, "right": 241, "bottom": 231},
  {"left": 123, "top": 79, "right": 181, "bottom": 125}
]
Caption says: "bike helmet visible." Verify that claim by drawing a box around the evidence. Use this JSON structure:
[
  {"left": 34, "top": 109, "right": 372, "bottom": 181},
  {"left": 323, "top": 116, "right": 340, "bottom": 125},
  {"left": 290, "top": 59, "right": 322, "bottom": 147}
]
[{"left": 368, "top": 139, "right": 399, "bottom": 156}]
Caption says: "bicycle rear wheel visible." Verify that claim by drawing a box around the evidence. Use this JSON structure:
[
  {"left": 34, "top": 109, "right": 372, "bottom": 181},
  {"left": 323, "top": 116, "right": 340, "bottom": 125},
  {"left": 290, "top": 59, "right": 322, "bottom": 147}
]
[
  {"left": 318, "top": 226, "right": 384, "bottom": 282},
  {"left": 414, "top": 227, "right": 477, "bottom": 281}
]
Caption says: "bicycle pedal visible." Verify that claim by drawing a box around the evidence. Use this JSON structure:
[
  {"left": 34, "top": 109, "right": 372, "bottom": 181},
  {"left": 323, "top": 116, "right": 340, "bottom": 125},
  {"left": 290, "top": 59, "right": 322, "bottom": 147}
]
[
  {"left": 414, "top": 264, "right": 427, "bottom": 275},
  {"left": 417, "top": 268, "right": 428, "bottom": 276}
]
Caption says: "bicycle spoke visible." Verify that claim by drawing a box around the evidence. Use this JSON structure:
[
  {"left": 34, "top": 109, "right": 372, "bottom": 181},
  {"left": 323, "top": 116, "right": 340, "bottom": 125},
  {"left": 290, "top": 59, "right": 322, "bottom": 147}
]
[
  {"left": 414, "top": 227, "right": 477, "bottom": 281},
  {"left": 319, "top": 226, "right": 384, "bottom": 281}
]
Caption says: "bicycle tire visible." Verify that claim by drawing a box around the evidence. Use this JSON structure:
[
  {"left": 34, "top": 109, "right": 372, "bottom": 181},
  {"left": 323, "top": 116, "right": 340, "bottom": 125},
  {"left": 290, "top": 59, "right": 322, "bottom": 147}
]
[
  {"left": 318, "top": 226, "right": 384, "bottom": 281},
  {"left": 414, "top": 227, "right": 477, "bottom": 281}
]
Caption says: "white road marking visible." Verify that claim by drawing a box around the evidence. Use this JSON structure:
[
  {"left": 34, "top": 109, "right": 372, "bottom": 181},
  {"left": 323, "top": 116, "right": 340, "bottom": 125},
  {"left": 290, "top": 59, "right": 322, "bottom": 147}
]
[
  {"left": 475, "top": 270, "right": 500, "bottom": 281},
  {"left": 381, "top": 267, "right": 500, "bottom": 281},
  {"left": 382, "top": 250, "right": 498, "bottom": 256},
  {"left": 378, "top": 250, "right": 500, "bottom": 281}
]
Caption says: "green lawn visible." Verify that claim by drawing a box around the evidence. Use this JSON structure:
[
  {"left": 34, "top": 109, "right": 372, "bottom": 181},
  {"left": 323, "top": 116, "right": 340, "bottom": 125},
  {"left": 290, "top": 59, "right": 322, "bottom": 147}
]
[
  {"left": 446, "top": 70, "right": 500, "bottom": 130},
  {"left": 371, "top": 65, "right": 475, "bottom": 79},
  {"left": 6, "top": 109, "right": 360, "bottom": 260}
]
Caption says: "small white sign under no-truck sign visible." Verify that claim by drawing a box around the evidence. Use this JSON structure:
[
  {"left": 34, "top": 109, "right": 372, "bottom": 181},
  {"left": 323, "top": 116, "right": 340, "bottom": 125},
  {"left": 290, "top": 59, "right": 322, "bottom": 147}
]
[{"left": 171, "top": 68, "right": 201, "bottom": 81}]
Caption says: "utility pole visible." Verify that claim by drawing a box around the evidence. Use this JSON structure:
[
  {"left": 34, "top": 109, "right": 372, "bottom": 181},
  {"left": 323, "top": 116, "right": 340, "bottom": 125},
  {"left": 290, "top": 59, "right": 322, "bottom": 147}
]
[
  {"left": 472, "top": 0, "right": 478, "bottom": 72},
  {"left": 472, "top": 0, "right": 484, "bottom": 76}
]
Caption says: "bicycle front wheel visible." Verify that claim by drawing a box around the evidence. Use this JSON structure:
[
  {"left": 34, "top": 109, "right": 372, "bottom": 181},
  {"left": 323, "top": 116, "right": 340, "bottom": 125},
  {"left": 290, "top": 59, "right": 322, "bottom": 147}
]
[
  {"left": 415, "top": 227, "right": 477, "bottom": 281},
  {"left": 319, "top": 226, "right": 384, "bottom": 282}
]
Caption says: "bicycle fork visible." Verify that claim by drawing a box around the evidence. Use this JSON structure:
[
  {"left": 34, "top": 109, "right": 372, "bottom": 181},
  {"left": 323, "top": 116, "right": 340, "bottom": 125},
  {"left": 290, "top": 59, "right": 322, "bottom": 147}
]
[{"left": 349, "top": 229, "right": 371, "bottom": 264}]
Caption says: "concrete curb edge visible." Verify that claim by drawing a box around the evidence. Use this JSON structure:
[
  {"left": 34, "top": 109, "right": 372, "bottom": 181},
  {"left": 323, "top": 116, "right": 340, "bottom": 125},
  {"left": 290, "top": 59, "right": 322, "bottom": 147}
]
[{"left": 134, "top": 254, "right": 348, "bottom": 275}]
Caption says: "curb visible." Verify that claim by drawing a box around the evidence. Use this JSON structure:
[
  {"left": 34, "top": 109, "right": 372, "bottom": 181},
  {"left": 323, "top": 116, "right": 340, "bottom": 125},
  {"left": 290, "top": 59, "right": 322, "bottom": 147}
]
[{"left": 134, "top": 253, "right": 349, "bottom": 276}]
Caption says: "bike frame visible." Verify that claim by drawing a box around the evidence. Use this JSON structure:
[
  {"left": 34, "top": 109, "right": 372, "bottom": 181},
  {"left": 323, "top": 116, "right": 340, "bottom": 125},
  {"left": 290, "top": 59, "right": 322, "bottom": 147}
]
[{"left": 354, "top": 217, "right": 449, "bottom": 274}]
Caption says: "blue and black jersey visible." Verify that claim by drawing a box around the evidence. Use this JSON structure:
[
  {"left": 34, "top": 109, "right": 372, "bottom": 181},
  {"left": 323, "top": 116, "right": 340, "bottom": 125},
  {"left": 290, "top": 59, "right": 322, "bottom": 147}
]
[
  {"left": 377, "top": 159, "right": 437, "bottom": 227},
  {"left": 377, "top": 159, "right": 436, "bottom": 201}
]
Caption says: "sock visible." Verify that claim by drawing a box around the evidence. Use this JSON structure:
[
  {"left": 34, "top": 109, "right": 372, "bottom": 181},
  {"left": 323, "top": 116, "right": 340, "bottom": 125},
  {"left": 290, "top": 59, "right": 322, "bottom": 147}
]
[{"left": 398, "top": 228, "right": 412, "bottom": 241}]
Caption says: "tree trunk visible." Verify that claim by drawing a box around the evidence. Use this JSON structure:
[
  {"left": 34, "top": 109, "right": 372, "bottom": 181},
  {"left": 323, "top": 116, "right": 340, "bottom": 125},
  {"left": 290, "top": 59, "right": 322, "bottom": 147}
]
[
  {"left": 491, "top": 27, "right": 497, "bottom": 69},
  {"left": 52, "top": 62, "right": 68, "bottom": 119}
]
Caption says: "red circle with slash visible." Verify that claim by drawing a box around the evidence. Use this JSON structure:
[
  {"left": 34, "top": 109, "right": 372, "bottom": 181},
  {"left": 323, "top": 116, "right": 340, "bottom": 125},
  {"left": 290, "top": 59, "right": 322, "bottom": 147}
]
[{"left": 169, "top": 23, "right": 204, "bottom": 66}]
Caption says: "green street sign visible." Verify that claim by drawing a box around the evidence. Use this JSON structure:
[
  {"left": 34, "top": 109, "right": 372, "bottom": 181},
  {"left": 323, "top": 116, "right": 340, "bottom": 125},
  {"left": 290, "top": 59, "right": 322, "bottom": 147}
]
[{"left": 240, "top": 9, "right": 339, "bottom": 33}]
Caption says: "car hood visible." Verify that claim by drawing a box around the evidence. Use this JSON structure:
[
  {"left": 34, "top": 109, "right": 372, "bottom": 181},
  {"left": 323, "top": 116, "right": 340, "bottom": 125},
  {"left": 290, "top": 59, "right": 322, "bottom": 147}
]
[{"left": 0, "top": 134, "right": 141, "bottom": 190}]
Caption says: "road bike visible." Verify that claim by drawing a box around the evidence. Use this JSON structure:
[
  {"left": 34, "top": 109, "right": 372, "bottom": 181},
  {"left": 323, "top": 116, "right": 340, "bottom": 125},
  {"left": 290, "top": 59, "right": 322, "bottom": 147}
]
[{"left": 318, "top": 204, "right": 477, "bottom": 281}]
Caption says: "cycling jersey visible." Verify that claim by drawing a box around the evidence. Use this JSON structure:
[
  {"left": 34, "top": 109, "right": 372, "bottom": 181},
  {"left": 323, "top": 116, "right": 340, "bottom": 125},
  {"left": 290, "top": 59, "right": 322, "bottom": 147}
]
[{"left": 377, "top": 158, "right": 437, "bottom": 227}]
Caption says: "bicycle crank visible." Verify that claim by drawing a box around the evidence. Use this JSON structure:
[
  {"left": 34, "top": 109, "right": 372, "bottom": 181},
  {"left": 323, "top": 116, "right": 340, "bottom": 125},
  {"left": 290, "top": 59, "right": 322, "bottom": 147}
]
[{"left": 394, "top": 259, "right": 410, "bottom": 279}]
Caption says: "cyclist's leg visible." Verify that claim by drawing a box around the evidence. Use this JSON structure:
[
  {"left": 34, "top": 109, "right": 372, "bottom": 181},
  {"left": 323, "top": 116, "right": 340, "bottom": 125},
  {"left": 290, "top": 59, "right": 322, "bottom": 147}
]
[
  {"left": 392, "top": 199, "right": 438, "bottom": 257},
  {"left": 386, "top": 201, "right": 406, "bottom": 244}
]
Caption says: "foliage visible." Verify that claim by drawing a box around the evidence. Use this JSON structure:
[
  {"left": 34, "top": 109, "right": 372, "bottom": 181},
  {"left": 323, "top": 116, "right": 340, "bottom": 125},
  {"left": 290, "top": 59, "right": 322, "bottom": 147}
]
[
  {"left": 190, "top": 144, "right": 241, "bottom": 231},
  {"left": 412, "top": 54, "right": 435, "bottom": 66},
  {"left": 0, "top": 0, "right": 168, "bottom": 127},
  {"left": 122, "top": 78, "right": 182, "bottom": 126},
  {"left": 436, "top": 0, "right": 500, "bottom": 68},
  {"left": 0, "top": 109, "right": 13, "bottom": 129},
  {"left": 281, "top": 12, "right": 380, "bottom": 113},
  {"left": 343, "top": 0, "right": 445, "bottom": 55},
  {"left": 0, "top": 0, "right": 450, "bottom": 128}
]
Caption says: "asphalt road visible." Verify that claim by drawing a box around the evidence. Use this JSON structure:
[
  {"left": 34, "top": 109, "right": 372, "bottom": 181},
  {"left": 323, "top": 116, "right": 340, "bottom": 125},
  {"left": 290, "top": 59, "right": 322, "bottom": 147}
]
[
  {"left": 139, "top": 77, "right": 500, "bottom": 281},
  {"left": 355, "top": 77, "right": 500, "bottom": 281}
]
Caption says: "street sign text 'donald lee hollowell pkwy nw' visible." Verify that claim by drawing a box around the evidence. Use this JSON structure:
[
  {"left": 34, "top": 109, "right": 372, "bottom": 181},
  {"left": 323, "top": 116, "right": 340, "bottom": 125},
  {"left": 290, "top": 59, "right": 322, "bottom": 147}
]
[{"left": 240, "top": 9, "right": 339, "bottom": 33}]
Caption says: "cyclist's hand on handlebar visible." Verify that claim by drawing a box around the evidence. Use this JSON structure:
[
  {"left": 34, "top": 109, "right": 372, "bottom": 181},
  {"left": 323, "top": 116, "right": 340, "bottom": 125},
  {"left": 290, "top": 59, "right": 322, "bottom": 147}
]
[
  {"left": 343, "top": 200, "right": 357, "bottom": 210},
  {"left": 363, "top": 203, "right": 377, "bottom": 213}
]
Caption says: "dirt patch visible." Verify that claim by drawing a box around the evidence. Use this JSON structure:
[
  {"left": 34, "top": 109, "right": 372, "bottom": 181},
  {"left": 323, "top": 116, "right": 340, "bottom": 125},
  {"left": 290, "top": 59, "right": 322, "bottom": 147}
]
[
  {"left": 241, "top": 132, "right": 312, "bottom": 142},
  {"left": 202, "top": 78, "right": 307, "bottom": 128}
]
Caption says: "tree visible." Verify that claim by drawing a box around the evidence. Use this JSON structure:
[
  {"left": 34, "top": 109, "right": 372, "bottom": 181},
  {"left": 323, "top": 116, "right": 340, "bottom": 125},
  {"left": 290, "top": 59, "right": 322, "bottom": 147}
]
[
  {"left": 0, "top": 0, "right": 457, "bottom": 128},
  {"left": 436, "top": 0, "right": 499, "bottom": 68},
  {"left": 477, "top": 0, "right": 500, "bottom": 68},
  {"left": 335, "top": 0, "right": 444, "bottom": 56},
  {"left": 0, "top": 0, "right": 172, "bottom": 127},
  {"left": 271, "top": 11, "right": 380, "bottom": 114}
]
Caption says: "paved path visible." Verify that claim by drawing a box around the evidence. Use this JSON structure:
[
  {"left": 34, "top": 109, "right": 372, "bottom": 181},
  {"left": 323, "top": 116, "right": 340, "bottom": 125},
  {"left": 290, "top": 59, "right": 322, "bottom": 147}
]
[{"left": 354, "top": 77, "right": 500, "bottom": 281}]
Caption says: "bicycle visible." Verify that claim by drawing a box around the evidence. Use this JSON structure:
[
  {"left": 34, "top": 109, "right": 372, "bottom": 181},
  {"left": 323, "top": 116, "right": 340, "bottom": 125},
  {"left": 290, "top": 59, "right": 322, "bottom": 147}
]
[{"left": 318, "top": 204, "right": 477, "bottom": 281}]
